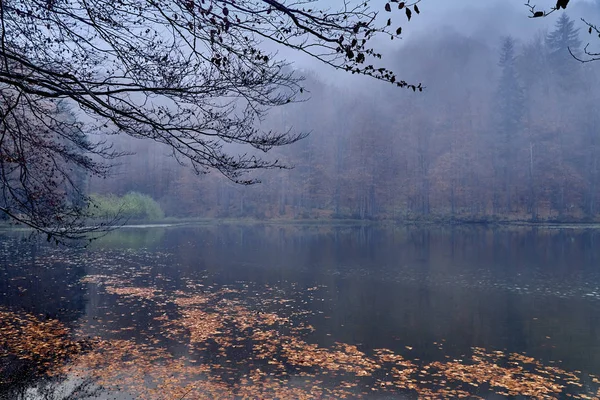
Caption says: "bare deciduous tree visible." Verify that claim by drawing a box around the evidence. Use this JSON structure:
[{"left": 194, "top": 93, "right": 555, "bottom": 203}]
[{"left": 0, "top": 0, "right": 421, "bottom": 242}]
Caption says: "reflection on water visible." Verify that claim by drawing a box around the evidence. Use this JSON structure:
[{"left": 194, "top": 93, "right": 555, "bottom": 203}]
[{"left": 2, "top": 224, "right": 600, "bottom": 398}]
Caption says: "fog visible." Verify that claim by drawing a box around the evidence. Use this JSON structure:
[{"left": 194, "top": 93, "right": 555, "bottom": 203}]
[
  {"left": 7, "top": 2, "right": 600, "bottom": 398},
  {"left": 88, "top": 0, "right": 600, "bottom": 222}
]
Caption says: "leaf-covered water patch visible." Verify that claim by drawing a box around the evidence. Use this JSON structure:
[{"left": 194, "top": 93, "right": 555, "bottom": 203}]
[{"left": 2, "top": 270, "right": 600, "bottom": 399}]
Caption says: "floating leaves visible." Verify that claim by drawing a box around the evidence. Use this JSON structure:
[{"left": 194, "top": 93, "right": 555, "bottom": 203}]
[
  {"left": 1, "top": 268, "right": 600, "bottom": 399},
  {"left": 105, "top": 286, "right": 156, "bottom": 299},
  {"left": 0, "top": 308, "right": 90, "bottom": 376}
]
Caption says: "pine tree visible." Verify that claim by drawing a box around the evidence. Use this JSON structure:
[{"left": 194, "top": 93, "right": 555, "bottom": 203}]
[
  {"left": 497, "top": 37, "right": 524, "bottom": 139},
  {"left": 493, "top": 36, "right": 525, "bottom": 213},
  {"left": 546, "top": 14, "right": 582, "bottom": 86},
  {"left": 547, "top": 14, "right": 581, "bottom": 56}
]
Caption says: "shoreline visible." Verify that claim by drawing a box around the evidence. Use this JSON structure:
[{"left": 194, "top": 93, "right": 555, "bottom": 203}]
[{"left": 3, "top": 217, "right": 600, "bottom": 231}]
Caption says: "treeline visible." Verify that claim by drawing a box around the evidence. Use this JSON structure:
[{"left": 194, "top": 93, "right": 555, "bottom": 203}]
[{"left": 90, "top": 15, "right": 600, "bottom": 222}]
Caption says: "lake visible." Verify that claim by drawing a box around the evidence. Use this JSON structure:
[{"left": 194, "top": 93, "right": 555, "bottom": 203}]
[{"left": 2, "top": 224, "right": 600, "bottom": 399}]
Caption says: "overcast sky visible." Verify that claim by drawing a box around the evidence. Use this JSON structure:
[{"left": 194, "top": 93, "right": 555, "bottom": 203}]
[{"left": 278, "top": 0, "right": 600, "bottom": 86}]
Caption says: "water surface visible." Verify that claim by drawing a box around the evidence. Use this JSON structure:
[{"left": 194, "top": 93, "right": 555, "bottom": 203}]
[{"left": 2, "top": 224, "right": 600, "bottom": 398}]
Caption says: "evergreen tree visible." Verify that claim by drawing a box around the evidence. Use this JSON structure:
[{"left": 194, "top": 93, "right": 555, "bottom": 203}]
[
  {"left": 492, "top": 37, "right": 525, "bottom": 213},
  {"left": 547, "top": 14, "right": 581, "bottom": 56},
  {"left": 497, "top": 37, "right": 525, "bottom": 139},
  {"left": 546, "top": 14, "right": 582, "bottom": 87}
]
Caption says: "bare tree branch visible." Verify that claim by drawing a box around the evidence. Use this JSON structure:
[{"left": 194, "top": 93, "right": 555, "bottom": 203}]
[
  {"left": 524, "top": 1, "right": 600, "bottom": 63},
  {"left": 0, "top": 0, "right": 423, "bottom": 242}
]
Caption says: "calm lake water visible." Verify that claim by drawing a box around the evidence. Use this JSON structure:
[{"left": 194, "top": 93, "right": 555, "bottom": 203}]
[{"left": 2, "top": 224, "right": 600, "bottom": 398}]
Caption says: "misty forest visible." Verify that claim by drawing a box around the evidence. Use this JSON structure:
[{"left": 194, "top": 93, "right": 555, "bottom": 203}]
[
  {"left": 82, "top": 6, "right": 600, "bottom": 224},
  {"left": 5, "top": 0, "right": 600, "bottom": 399}
]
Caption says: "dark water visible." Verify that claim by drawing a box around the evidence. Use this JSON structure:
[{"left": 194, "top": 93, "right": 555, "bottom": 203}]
[{"left": 2, "top": 224, "right": 600, "bottom": 398}]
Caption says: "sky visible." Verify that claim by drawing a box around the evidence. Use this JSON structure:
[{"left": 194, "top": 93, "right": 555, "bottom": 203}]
[{"left": 281, "top": 0, "right": 600, "bottom": 86}]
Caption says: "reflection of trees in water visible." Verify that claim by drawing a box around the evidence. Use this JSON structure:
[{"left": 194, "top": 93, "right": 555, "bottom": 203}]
[
  {"left": 0, "top": 235, "right": 91, "bottom": 399},
  {"left": 156, "top": 224, "right": 600, "bottom": 277},
  {"left": 2, "top": 225, "right": 600, "bottom": 396},
  {"left": 146, "top": 224, "right": 600, "bottom": 373},
  {"left": 92, "top": 227, "right": 166, "bottom": 249},
  {"left": 2, "top": 271, "right": 596, "bottom": 400},
  {"left": 0, "top": 372, "right": 99, "bottom": 400},
  {"left": 0, "top": 306, "right": 98, "bottom": 399},
  {"left": 0, "top": 236, "right": 87, "bottom": 322}
]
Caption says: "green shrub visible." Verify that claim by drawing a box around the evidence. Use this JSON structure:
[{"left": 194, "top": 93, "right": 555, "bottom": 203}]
[{"left": 89, "top": 192, "right": 164, "bottom": 221}]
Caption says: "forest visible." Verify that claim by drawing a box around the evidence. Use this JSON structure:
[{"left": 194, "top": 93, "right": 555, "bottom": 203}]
[
  {"left": 6, "top": 2, "right": 600, "bottom": 400},
  {"left": 87, "top": 11, "right": 600, "bottom": 223}
]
